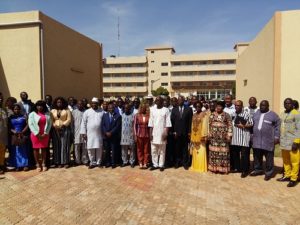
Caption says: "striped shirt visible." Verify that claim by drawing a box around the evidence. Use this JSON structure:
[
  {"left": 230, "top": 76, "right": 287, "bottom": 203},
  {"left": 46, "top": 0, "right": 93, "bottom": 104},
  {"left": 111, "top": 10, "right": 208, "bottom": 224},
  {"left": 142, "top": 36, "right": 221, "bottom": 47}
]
[
  {"left": 244, "top": 106, "right": 259, "bottom": 119},
  {"left": 231, "top": 110, "right": 253, "bottom": 147}
]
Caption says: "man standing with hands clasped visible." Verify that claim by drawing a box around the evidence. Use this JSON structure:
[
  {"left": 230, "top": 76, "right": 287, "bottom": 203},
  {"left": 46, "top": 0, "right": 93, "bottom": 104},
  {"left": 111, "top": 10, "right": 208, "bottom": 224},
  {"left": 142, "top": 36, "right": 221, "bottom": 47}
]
[
  {"left": 80, "top": 98, "right": 104, "bottom": 169},
  {"left": 251, "top": 100, "right": 280, "bottom": 181},
  {"left": 148, "top": 96, "right": 172, "bottom": 172}
]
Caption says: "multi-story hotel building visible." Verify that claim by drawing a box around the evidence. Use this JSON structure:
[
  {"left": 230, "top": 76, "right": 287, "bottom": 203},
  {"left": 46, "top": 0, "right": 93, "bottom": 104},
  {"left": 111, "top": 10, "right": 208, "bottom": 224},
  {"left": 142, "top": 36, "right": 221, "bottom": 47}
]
[{"left": 103, "top": 46, "right": 238, "bottom": 99}]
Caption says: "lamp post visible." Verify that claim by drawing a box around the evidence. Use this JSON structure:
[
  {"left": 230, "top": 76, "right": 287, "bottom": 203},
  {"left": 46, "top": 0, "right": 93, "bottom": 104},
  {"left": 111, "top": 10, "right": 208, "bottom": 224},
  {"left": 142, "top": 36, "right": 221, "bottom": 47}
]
[{"left": 150, "top": 78, "right": 160, "bottom": 94}]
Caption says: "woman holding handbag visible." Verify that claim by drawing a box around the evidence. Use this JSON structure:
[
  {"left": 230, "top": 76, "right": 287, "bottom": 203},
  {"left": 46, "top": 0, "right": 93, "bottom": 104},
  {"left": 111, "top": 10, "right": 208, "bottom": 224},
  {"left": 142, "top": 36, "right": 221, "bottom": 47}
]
[
  {"left": 8, "top": 104, "right": 30, "bottom": 171},
  {"left": 28, "top": 100, "right": 52, "bottom": 172}
]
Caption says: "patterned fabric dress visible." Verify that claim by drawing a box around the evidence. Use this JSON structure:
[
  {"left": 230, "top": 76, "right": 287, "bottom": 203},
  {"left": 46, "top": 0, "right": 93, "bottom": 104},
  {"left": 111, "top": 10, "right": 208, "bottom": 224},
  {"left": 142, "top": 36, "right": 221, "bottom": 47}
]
[
  {"left": 190, "top": 112, "right": 208, "bottom": 173},
  {"left": 208, "top": 111, "right": 233, "bottom": 173}
]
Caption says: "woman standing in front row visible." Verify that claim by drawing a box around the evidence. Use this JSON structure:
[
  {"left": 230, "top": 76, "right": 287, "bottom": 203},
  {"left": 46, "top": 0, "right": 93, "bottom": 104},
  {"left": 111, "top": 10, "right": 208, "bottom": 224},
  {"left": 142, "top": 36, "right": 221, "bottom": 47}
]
[
  {"left": 51, "top": 97, "right": 72, "bottom": 168},
  {"left": 28, "top": 101, "right": 52, "bottom": 172},
  {"left": 208, "top": 101, "right": 232, "bottom": 174},
  {"left": 8, "top": 104, "right": 30, "bottom": 171},
  {"left": 134, "top": 103, "right": 151, "bottom": 169},
  {"left": 189, "top": 102, "right": 208, "bottom": 173}
]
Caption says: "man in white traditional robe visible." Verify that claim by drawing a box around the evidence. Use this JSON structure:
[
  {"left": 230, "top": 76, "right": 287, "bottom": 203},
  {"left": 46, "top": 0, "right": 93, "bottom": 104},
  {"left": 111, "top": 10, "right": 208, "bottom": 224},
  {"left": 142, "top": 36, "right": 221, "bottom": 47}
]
[
  {"left": 80, "top": 97, "right": 104, "bottom": 169},
  {"left": 148, "top": 96, "right": 172, "bottom": 171}
]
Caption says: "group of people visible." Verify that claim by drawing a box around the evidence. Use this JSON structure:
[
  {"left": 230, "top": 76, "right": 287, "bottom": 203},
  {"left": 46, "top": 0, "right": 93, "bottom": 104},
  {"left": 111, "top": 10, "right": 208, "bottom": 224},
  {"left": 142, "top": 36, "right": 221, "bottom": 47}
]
[{"left": 0, "top": 91, "right": 299, "bottom": 188}]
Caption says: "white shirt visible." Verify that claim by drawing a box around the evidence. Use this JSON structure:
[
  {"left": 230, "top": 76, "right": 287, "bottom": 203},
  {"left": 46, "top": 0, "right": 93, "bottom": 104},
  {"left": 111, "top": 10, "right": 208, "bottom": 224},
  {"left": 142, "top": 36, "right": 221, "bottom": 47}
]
[
  {"left": 80, "top": 108, "right": 104, "bottom": 149},
  {"left": 224, "top": 104, "right": 236, "bottom": 119},
  {"left": 148, "top": 107, "right": 172, "bottom": 144}
]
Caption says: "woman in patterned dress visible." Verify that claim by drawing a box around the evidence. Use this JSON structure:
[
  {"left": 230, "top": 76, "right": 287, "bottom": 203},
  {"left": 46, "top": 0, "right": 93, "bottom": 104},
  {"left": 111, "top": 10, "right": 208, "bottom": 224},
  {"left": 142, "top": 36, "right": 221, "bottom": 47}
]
[
  {"left": 208, "top": 101, "right": 233, "bottom": 174},
  {"left": 190, "top": 102, "right": 209, "bottom": 173}
]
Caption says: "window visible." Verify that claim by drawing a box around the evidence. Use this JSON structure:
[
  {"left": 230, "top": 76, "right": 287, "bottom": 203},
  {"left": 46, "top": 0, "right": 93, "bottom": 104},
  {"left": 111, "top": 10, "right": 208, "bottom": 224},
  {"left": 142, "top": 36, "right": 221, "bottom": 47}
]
[
  {"left": 151, "top": 70, "right": 155, "bottom": 73},
  {"left": 226, "top": 60, "right": 235, "bottom": 64},
  {"left": 161, "top": 62, "right": 168, "bottom": 66},
  {"left": 137, "top": 83, "right": 144, "bottom": 87},
  {"left": 200, "top": 61, "right": 207, "bottom": 65},
  {"left": 151, "top": 50, "right": 155, "bottom": 54},
  {"left": 161, "top": 72, "right": 168, "bottom": 76},
  {"left": 212, "top": 60, "right": 220, "bottom": 64},
  {"left": 200, "top": 71, "right": 207, "bottom": 75},
  {"left": 103, "top": 83, "right": 111, "bottom": 87},
  {"left": 151, "top": 60, "right": 155, "bottom": 63},
  {"left": 173, "top": 62, "right": 181, "bottom": 66},
  {"left": 161, "top": 82, "right": 168, "bottom": 87}
]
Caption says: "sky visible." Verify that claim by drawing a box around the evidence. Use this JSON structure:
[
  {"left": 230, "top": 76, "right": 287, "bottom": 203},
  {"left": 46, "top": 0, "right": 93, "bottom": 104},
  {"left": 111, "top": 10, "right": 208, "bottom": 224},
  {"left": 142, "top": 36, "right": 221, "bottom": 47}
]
[{"left": 0, "top": 0, "right": 300, "bottom": 57}]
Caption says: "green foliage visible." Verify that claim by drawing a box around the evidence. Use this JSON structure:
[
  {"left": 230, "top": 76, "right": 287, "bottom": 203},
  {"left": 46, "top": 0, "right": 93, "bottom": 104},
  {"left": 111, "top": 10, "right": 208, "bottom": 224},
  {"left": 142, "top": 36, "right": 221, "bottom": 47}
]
[{"left": 151, "top": 86, "right": 169, "bottom": 97}]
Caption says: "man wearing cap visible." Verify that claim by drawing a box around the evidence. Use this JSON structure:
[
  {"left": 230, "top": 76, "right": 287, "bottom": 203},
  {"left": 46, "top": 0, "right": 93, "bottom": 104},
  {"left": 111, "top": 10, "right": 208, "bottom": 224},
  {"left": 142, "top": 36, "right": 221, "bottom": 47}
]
[
  {"left": 145, "top": 95, "right": 155, "bottom": 109},
  {"left": 80, "top": 97, "right": 104, "bottom": 169}
]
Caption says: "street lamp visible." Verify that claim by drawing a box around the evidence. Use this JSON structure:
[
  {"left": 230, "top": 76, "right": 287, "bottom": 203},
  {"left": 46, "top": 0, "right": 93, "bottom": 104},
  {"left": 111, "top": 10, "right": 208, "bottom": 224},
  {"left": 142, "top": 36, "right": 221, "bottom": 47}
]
[{"left": 150, "top": 78, "right": 160, "bottom": 93}]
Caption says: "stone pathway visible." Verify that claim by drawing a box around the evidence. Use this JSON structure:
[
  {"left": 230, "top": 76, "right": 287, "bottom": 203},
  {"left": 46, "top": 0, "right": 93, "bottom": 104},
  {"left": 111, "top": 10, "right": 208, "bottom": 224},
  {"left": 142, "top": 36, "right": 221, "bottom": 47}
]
[{"left": 0, "top": 157, "right": 300, "bottom": 225}]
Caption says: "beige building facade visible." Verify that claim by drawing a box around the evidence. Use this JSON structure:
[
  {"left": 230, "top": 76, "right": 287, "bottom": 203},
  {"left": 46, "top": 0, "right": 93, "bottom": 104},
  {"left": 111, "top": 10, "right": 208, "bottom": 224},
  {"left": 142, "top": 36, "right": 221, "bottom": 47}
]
[
  {"left": 237, "top": 10, "right": 300, "bottom": 113},
  {"left": 0, "top": 11, "right": 103, "bottom": 102},
  {"left": 104, "top": 46, "right": 237, "bottom": 99}
]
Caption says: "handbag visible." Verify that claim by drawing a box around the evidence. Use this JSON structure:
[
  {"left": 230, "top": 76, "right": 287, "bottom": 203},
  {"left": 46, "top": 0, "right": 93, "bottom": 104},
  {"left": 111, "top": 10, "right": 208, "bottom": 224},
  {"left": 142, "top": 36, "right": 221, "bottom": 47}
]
[{"left": 11, "top": 134, "right": 27, "bottom": 146}]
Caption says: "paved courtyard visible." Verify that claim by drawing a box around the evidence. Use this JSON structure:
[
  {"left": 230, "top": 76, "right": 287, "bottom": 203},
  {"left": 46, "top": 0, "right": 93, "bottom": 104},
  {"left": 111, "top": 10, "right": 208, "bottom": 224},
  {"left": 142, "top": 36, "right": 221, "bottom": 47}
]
[{"left": 0, "top": 157, "right": 300, "bottom": 225}]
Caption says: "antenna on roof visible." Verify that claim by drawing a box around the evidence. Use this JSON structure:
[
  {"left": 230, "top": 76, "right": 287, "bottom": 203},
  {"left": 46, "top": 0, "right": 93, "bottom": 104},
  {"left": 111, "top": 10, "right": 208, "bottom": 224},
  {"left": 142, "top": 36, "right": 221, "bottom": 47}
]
[{"left": 117, "top": 8, "right": 120, "bottom": 57}]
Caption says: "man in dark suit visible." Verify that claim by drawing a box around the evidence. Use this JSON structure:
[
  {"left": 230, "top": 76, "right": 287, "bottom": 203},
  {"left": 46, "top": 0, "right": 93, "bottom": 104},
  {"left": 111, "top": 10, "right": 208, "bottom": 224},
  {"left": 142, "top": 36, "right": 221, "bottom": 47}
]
[
  {"left": 171, "top": 96, "right": 193, "bottom": 170},
  {"left": 102, "top": 103, "right": 122, "bottom": 168},
  {"left": 18, "top": 91, "right": 35, "bottom": 115}
]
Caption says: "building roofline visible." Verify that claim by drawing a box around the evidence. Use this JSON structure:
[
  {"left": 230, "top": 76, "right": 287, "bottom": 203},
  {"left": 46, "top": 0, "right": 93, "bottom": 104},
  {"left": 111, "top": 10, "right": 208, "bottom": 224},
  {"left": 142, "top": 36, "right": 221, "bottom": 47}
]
[
  {"left": 145, "top": 46, "right": 175, "bottom": 53},
  {"left": 233, "top": 42, "right": 250, "bottom": 50}
]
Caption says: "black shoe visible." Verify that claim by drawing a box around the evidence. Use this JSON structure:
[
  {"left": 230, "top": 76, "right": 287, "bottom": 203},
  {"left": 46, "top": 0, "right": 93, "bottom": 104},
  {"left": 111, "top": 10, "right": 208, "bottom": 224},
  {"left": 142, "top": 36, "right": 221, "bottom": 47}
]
[
  {"left": 264, "top": 176, "right": 271, "bottom": 181},
  {"left": 160, "top": 167, "right": 165, "bottom": 172},
  {"left": 121, "top": 163, "right": 127, "bottom": 167},
  {"left": 150, "top": 166, "right": 157, "bottom": 171},
  {"left": 184, "top": 166, "right": 189, "bottom": 170},
  {"left": 174, "top": 163, "right": 179, "bottom": 169},
  {"left": 287, "top": 181, "right": 298, "bottom": 187},
  {"left": 98, "top": 165, "right": 103, "bottom": 168},
  {"left": 105, "top": 164, "right": 111, "bottom": 168},
  {"left": 241, "top": 172, "right": 248, "bottom": 178},
  {"left": 276, "top": 176, "right": 290, "bottom": 182},
  {"left": 111, "top": 165, "right": 116, "bottom": 169},
  {"left": 250, "top": 171, "right": 264, "bottom": 176},
  {"left": 88, "top": 165, "right": 95, "bottom": 169},
  {"left": 231, "top": 169, "right": 239, "bottom": 173},
  {"left": 130, "top": 164, "right": 135, "bottom": 168}
]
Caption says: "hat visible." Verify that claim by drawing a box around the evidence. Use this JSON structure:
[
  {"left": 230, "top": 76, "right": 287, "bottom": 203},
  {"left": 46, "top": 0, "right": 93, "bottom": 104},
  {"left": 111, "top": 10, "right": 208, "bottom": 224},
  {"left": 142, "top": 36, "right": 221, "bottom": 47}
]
[
  {"left": 91, "top": 97, "right": 99, "bottom": 103},
  {"left": 145, "top": 94, "right": 154, "bottom": 99}
]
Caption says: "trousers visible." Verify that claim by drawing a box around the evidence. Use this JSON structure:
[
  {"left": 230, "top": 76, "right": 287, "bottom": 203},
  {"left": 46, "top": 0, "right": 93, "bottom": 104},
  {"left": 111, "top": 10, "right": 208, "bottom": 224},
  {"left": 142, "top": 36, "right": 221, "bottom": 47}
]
[
  {"left": 88, "top": 147, "right": 103, "bottom": 166},
  {"left": 136, "top": 137, "right": 150, "bottom": 165},
  {"left": 121, "top": 144, "right": 136, "bottom": 165},
  {"left": 74, "top": 143, "right": 89, "bottom": 164},
  {"left": 231, "top": 145, "right": 250, "bottom": 173},
  {"left": 253, "top": 148, "right": 274, "bottom": 177},
  {"left": 282, "top": 149, "right": 300, "bottom": 181},
  {"left": 151, "top": 143, "right": 166, "bottom": 168}
]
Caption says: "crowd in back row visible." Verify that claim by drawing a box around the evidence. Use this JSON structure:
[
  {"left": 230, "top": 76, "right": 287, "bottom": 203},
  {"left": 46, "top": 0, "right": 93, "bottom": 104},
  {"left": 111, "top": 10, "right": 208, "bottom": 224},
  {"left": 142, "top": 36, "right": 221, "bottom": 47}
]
[{"left": 0, "top": 92, "right": 299, "bottom": 188}]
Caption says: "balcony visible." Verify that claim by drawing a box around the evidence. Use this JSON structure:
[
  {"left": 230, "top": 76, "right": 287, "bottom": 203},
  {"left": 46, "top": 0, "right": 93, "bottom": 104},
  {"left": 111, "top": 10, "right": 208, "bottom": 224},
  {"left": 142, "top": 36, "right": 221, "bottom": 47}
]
[
  {"left": 103, "top": 67, "right": 147, "bottom": 74},
  {"left": 170, "top": 74, "right": 236, "bottom": 82},
  {"left": 103, "top": 76, "right": 148, "bottom": 83},
  {"left": 103, "top": 86, "right": 148, "bottom": 93},
  {"left": 170, "top": 64, "right": 236, "bottom": 72}
]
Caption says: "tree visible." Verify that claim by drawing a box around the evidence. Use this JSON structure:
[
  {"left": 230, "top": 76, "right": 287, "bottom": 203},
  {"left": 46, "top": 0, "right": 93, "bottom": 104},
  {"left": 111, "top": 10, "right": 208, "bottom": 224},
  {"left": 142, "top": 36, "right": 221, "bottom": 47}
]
[{"left": 151, "top": 86, "right": 169, "bottom": 97}]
